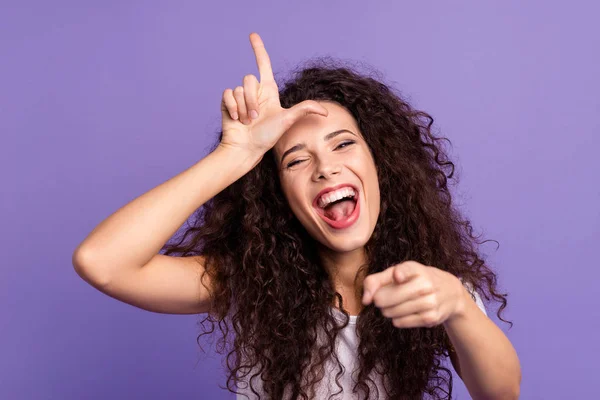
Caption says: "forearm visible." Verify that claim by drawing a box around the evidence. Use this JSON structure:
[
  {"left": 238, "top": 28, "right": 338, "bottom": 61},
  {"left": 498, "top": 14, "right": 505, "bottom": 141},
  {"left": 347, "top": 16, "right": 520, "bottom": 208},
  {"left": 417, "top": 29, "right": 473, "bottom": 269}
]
[
  {"left": 73, "top": 145, "right": 261, "bottom": 281},
  {"left": 443, "top": 287, "right": 521, "bottom": 400}
]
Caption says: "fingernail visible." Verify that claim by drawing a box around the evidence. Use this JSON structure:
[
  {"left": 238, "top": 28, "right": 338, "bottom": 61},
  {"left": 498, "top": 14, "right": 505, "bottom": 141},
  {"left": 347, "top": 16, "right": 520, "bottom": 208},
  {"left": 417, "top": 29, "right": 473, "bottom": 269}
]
[
  {"left": 249, "top": 110, "right": 259, "bottom": 119},
  {"left": 231, "top": 112, "right": 238, "bottom": 120}
]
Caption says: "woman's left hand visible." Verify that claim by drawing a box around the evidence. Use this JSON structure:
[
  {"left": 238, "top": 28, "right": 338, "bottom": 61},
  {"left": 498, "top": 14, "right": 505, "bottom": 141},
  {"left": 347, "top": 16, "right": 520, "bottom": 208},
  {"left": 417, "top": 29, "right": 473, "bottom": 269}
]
[{"left": 362, "top": 261, "right": 466, "bottom": 329}]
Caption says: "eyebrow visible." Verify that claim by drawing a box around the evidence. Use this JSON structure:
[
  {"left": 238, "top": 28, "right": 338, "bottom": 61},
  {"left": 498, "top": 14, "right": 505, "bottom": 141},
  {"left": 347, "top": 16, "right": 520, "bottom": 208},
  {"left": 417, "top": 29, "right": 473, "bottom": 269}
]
[{"left": 279, "top": 129, "right": 356, "bottom": 165}]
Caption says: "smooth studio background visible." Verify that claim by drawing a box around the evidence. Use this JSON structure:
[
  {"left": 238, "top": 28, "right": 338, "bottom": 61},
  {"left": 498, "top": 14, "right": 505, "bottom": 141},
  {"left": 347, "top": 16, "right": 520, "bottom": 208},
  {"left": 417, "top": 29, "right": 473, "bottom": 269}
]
[{"left": 2, "top": 1, "right": 598, "bottom": 399}]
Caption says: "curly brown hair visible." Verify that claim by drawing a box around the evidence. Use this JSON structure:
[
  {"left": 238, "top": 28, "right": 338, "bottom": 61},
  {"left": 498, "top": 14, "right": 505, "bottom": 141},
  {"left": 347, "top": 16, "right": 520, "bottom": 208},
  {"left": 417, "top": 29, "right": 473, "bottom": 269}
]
[{"left": 161, "top": 57, "right": 509, "bottom": 399}]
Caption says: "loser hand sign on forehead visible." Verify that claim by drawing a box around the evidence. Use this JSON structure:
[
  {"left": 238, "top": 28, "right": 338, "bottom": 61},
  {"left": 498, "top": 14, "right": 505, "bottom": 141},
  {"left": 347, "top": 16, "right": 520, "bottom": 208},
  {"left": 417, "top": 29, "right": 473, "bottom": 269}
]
[{"left": 219, "top": 33, "right": 328, "bottom": 159}]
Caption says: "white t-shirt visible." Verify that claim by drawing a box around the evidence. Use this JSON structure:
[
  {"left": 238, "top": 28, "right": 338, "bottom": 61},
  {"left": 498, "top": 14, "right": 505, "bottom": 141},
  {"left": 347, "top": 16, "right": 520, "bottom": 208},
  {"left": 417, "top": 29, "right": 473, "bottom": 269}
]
[{"left": 235, "top": 288, "right": 487, "bottom": 400}]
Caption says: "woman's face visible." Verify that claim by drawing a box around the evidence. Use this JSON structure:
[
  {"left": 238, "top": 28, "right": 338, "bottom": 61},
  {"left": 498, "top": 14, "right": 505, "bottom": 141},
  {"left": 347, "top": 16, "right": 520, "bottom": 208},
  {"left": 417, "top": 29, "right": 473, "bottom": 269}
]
[{"left": 273, "top": 101, "right": 380, "bottom": 253}]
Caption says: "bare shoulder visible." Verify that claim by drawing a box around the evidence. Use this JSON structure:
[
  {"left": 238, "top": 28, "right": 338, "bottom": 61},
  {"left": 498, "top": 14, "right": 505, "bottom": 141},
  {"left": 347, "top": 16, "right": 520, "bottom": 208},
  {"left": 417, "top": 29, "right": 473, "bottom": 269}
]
[{"left": 100, "top": 253, "right": 214, "bottom": 315}]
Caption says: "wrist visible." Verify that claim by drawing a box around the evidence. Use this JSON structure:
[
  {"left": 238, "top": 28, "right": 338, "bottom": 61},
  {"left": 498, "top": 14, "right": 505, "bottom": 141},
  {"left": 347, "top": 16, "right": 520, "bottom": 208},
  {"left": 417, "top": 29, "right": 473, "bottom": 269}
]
[
  {"left": 215, "top": 143, "right": 264, "bottom": 170},
  {"left": 446, "top": 278, "right": 470, "bottom": 325}
]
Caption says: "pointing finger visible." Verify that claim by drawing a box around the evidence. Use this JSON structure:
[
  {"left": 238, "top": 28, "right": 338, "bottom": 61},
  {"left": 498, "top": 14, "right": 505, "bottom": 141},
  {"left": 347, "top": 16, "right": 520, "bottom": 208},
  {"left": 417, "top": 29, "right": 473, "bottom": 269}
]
[
  {"left": 362, "top": 267, "right": 395, "bottom": 306},
  {"left": 392, "top": 261, "right": 423, "bottom": 285},
  {"left": 249, "top": 32, "right": 275, "bottom": 83},
  {"left": 362, "top": 261, "right": 423, "bottom": 305}
]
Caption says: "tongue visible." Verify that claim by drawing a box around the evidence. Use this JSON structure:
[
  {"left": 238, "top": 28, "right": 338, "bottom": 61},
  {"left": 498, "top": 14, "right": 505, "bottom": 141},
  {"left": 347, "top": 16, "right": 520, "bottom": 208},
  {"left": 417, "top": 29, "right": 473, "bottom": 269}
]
[{"left": 323, "top": 199, "right": 356, "bottom": 221}]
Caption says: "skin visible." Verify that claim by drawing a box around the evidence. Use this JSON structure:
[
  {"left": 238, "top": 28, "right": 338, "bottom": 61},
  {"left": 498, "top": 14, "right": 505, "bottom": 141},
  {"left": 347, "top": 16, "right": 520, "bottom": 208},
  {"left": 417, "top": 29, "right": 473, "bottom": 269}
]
[
  {"left": 272, "top": 101, "right": 380, "bottom": 314},
  {"left": 362, "top": 263, "right": 521, "bottom": 399},
  {"left": 223, "top": 32, "right": 521, "bottom": 399},
  {"left": 271, "top": 102, "right": 520, "bottom": 398}
]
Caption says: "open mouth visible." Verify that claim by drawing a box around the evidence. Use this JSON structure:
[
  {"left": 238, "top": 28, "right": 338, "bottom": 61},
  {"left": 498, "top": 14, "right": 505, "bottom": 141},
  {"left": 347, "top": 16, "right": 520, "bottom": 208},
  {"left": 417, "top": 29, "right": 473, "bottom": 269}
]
[{"left": 313, "top": 186, "right": 360, "bottom": 229}]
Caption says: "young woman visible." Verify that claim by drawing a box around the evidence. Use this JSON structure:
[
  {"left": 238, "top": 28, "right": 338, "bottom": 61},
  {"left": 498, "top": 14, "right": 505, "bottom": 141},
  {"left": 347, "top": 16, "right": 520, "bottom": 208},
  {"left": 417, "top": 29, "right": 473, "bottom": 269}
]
[{"left": 73, "top": 33, "right": 520, "bottom": 399}]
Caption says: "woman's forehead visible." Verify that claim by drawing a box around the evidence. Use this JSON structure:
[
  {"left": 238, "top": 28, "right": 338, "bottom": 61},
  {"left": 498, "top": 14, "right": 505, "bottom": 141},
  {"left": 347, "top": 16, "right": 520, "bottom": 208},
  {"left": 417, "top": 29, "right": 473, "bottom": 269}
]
[{"left": 274, "top": 102, "right": 359, "bottom": 153}]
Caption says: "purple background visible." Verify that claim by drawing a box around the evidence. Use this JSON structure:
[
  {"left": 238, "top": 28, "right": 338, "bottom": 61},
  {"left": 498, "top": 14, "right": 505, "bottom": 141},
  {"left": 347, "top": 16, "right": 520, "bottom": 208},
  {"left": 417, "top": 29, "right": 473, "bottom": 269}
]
[{"left": 2, "top": 1, "right": 598, "bottom": 399}]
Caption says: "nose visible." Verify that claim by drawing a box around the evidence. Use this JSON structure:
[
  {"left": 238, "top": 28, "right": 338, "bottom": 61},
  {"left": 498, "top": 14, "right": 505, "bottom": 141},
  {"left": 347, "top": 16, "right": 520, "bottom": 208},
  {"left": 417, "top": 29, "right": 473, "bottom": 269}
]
[{"left": 312, "top": 158, "right": 342, "bottom": 181}]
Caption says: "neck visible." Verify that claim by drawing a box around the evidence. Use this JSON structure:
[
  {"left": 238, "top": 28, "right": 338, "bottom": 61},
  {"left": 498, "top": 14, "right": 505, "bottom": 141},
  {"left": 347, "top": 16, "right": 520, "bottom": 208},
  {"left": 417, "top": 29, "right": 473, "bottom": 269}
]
[{"left": 318, "top": 245, "right": 368, "bottom": 314}]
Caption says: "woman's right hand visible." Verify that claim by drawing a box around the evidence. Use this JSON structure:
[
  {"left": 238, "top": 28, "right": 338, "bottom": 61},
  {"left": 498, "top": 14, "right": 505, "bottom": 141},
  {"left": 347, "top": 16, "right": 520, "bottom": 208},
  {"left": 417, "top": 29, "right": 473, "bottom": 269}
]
[{"left": 219, "top": 33, "right": 329, "bottom": 159}]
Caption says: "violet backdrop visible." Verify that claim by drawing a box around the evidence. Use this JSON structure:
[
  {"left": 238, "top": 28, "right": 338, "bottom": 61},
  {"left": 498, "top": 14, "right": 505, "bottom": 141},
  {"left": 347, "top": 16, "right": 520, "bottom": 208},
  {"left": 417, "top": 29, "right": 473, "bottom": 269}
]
[{"left": 2, "top": 1, "right": 598, "bottom": 399}]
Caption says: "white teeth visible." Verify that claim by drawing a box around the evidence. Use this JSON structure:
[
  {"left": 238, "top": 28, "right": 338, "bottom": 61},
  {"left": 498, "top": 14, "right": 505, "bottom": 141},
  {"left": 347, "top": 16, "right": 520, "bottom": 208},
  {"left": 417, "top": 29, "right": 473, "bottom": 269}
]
[{"left": 317, "top": 187, "right": 356, "bottom": 208}]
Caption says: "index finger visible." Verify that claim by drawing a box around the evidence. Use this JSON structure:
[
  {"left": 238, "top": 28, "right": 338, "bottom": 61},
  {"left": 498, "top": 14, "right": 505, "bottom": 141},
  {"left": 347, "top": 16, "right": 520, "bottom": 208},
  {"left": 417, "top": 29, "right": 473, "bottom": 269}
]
[
  {"left": 362, "top": 262, "right": 421, "bottom": 305},
  {"left": 362, "top": 267, "right": 395, "bottom": 305},
  {"left": 249, "top": 32, "right": 275, "bottom": 83}
]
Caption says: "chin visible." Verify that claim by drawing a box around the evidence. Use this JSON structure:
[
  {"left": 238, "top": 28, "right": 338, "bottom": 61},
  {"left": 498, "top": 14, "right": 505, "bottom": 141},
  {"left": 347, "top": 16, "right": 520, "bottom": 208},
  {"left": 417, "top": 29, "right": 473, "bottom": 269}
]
[{"left": 317, "top": 232, "right": 371, "bottom": 253}]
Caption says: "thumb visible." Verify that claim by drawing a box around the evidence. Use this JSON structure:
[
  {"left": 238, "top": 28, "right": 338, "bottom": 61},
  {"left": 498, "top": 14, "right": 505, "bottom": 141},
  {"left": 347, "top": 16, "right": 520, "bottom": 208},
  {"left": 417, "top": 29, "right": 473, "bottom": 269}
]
[{"left": 280, "top": 100, "right": 329, "bottom": 130}]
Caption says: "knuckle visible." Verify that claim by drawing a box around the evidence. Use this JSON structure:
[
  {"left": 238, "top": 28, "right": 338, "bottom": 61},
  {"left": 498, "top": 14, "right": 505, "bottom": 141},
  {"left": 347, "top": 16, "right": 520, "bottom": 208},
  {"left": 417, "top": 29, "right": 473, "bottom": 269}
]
[
  {"left": 423, "top": 295, "right": 437, "bottom": 309},
  {"left": 418, "top": 281, "right": 434, "bottom": 296},
  {"left": 234, "top": 86, "right": 244, "bottom": 94},
  {"left": 421, "top": 311, "right": 439, "bottom": 327},
  {"left": 243, "top": 74, "right": 256, "bottom": 83},
  {"left": 394, "top": 273, "right": 404, "bottom": 284},
  {"left": 392, "top": 318, "right": 402, "bottom": 328}
]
